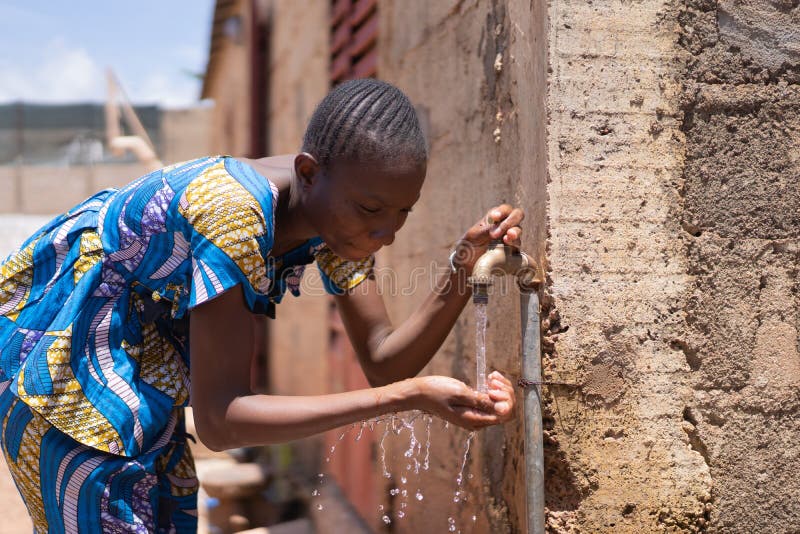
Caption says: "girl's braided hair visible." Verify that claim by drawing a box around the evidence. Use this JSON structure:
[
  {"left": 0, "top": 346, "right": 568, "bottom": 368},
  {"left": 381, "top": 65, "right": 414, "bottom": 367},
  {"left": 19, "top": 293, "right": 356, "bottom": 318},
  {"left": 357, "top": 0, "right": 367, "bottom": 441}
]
[{"left": 302, "top": 79, "right": 427, "bottom": 169}]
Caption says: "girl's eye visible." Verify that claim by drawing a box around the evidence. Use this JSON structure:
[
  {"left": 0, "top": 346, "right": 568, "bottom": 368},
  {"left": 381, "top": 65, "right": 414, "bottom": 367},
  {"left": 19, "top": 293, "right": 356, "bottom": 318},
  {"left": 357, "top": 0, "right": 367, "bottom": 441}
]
[{"left": 359, "top": 204, "right": 381, "bottom": 214}]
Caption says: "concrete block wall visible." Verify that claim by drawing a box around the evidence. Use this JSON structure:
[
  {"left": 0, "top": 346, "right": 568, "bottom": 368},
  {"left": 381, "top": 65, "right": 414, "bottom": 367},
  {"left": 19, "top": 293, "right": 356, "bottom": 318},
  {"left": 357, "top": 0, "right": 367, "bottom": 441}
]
[
  {"left": 679, "top": 1, "right": 800, "bottom": 531},
  {"left": 545, "top": 1, "right": 712, "bottom": 531}
]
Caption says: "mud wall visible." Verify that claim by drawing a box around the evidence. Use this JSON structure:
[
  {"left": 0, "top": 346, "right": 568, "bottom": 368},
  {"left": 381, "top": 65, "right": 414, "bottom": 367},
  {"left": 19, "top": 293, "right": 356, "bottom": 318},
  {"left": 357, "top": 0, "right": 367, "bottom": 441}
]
[
  {"left": 680, "top": 1, "right": 800, "bottom": 531},
  {"left": 378, "top": 0, "right": 547, "bottom": 532},
  {"left": 544, "top": 0, "right": 713, "bottom": 531},
  {"left": 262, "top": 0, "right": 332, "bottom": 474}
]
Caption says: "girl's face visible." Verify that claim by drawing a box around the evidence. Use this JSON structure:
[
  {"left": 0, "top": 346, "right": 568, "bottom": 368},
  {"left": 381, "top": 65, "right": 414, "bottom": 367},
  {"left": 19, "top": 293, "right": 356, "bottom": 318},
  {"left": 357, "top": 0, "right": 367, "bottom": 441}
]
[{"left": 301, "top": 157, "right": 426, "bottom": 260}]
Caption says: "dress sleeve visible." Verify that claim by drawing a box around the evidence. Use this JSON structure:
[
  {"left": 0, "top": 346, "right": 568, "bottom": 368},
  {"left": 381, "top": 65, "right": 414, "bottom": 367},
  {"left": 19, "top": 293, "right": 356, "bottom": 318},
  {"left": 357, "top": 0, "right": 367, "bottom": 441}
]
[
  {"left": 313, "top": 244, "right": 375, "bottom": 295},
  {"left": 178, "top": 160, "right": 274, "bottom": 312}
]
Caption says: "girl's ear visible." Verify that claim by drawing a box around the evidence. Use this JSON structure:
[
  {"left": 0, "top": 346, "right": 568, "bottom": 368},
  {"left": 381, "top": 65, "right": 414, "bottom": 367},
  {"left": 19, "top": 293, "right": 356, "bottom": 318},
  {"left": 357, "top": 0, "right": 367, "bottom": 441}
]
[{"left": 294, "top": 152, "right": 321, "bottom": 191}]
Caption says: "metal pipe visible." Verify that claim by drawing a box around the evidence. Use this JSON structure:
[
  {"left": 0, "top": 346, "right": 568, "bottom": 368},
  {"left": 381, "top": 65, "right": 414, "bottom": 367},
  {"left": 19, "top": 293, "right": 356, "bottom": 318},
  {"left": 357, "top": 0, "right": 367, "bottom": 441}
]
[
  {"left": 520, "top": 291, "right": 545, "bottom": 534},
  {"left": 467, "top": 240, "right": 544, "bottom": 532}
]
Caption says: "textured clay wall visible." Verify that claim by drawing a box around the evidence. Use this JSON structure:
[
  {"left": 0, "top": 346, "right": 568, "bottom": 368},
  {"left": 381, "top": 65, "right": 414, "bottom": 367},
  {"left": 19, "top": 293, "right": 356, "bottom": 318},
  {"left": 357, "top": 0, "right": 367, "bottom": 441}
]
[
  {"left": 378, "top": 0, "right": 547, "bottom": 532},
  {"left": 264, "top": 0, "right": 332, "bottom": 472},
  {"left": 545, "top": 1, "right": 712, "bottom": 531},
  {"left": 548, "top": 1, "right": 800, "bottom": 532},
  {"left": 679, "top": 1, "right": 800, "bottom": 531},
  {"left": 265, "top": 0, "right": 330, "bottom": 399}
]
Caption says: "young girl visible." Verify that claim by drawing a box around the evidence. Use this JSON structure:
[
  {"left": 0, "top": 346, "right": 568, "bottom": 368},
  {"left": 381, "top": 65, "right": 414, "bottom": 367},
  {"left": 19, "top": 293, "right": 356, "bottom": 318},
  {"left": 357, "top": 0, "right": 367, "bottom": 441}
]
[{"left": 0, "top": 79, "right": 522, "bottom": 532}]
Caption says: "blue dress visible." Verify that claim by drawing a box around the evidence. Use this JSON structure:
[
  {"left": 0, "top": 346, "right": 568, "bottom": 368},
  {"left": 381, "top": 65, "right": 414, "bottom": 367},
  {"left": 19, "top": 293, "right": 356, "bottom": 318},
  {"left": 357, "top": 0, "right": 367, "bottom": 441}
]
[{"left": 0, "top": 155, "right": 374, "bottom": 532}]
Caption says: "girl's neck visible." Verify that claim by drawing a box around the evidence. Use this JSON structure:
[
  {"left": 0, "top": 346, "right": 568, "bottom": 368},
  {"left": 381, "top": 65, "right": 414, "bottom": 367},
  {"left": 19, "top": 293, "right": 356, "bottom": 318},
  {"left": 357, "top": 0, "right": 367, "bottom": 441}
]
[{"left": 236, "top": 155, "right": 316, "bottom": 256}]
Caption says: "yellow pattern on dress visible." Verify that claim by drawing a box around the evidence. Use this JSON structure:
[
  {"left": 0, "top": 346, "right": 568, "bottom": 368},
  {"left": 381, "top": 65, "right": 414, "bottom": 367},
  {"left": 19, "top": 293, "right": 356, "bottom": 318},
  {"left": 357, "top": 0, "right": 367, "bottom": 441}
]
[
  {"left": 73, "top": 230, "right": 104, "bottom": 284},
  {"left": 1, "top": 397, "right": 52, "bottom": 533},
  {"left": 129, "top": 316, "right": 189, "bottom": 406},
  {"left": 0, "top": 238, "right": 38, "bottom": 322},
  {"left": 178, "top": 161, "right": 269, "bottom": 294},
  {"left": 315, "top": 245, "right": 374, "bottom": 290},
  {"left": 16, "top": 326, "right": 125, "bottom": 453}
]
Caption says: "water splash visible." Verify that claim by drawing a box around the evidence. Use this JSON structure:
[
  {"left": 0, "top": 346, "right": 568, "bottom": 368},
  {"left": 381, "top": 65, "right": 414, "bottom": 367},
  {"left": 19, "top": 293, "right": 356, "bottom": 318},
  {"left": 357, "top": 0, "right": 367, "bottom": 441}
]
[
  {"left": 312, "top": 412, "right": 480, "bottom": 529},
  {"left": 453, "top": 432, "right": 474, "bottom": 503},
  {"left": 325, "top": 424, "right": 354, "bottom": 463},
  {"left": 447, "top": 431, "right": 475, "bottom": 534},
  {"left": 475, "top": 303, "right": 488, "bottom": 392},
  {"left": 379, "top": 419, "right": 392, "bottom": 478},
  {"left": 448, "top": 517, "right": 457, "bottom": 532}
]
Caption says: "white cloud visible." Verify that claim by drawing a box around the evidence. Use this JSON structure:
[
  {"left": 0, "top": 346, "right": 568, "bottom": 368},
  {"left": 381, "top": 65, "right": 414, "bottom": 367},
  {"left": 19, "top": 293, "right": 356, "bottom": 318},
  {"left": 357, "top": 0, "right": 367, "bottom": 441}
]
[
  {"left": 0, "top": 38, "right": 105, "bottom": 103},
  {"left": 129, "top": 71, "right": 201, "bottom": 109},
  {"left": 0, "top": 38, "right": 201, "bottom": 107}
]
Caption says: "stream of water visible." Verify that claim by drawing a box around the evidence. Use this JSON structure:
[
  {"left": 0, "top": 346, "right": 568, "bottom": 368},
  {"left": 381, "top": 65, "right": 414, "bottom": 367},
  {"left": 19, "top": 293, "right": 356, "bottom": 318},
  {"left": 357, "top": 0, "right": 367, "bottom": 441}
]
[{"left": 475, "top": 303, "right": 488, "bottom": 392}]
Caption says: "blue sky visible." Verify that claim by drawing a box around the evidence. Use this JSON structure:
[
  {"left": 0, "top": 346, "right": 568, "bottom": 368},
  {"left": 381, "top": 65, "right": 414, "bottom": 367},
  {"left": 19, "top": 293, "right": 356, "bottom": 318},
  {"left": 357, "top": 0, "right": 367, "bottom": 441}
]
[{"left": 0, "top": 2, "right": 215, "bottom": 107}]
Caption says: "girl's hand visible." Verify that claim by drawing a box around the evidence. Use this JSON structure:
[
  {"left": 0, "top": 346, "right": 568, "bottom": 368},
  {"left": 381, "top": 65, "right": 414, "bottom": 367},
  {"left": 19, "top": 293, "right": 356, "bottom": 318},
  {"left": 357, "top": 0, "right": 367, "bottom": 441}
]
[
  {"left": 453, "top": 204, "right": 525, "bottom": 273},
  {"left": 412, "top": 371, "right": 516, "bottom": 430}
]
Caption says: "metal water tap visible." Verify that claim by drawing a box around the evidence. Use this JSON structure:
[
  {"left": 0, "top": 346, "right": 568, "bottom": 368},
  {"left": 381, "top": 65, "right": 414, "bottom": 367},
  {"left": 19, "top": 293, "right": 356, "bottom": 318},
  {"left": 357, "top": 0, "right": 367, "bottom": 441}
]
[{"left": 468, "top": 239, "right": 541, "bottom": 302}]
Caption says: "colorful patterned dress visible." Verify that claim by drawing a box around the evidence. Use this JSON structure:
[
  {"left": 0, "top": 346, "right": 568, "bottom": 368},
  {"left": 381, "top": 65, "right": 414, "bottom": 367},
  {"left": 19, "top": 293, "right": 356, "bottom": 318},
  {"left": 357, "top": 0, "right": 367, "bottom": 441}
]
[{"left": 0, "top": 156, "right": 374, "bottom": 533}]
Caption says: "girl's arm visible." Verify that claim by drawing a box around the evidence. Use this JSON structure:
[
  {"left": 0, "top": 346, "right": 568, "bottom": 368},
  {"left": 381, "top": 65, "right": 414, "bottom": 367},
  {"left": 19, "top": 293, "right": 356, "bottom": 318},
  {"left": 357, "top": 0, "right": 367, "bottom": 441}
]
[
  {"left": 190, "top": 285, "right": 515, "bottom": 451},
  {"left": 336, "top": 204, "right": 525, "bottom": 387}
]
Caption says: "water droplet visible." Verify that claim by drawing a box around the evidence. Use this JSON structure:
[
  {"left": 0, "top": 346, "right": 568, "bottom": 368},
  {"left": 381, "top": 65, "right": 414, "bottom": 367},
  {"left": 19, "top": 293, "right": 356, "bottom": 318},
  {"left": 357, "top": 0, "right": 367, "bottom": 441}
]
[
  {"left": 312, "top": 489, "right": 319, "bottom": 496},
  {"left": 378, "top": 505, "right": 384, "bottom": 512},
  {"left": 400, "top": 501, "right": 407, "bottom": 508},
  {"left": 468, "top": 474, "right": 474, "bottom": 479},
  {"left": 317, "top": 473, "right": 324, "bottom": 478},
  {"left": 398, "top": 511, "right": 405, "bottom": 518},
  {"left": 382, "top": 515, "right": 392, "bottom": 524},
  {"left": 390, "top": 488, "right": 399, "bottom": 496},
  {"left": 400, "top": 476, "right": 407, "bottom": 484},
  {"left": 472, "top": 515, "right": 477, "bottom": 522},
  {"left": 401, "top": 489, "right": 407, "bottom": 497},
  {"left": 316, "top": 504, "right": 324, "bottom": 511},
  {"left": 416, "top": 491, "right": 424, "bottom": 501}
]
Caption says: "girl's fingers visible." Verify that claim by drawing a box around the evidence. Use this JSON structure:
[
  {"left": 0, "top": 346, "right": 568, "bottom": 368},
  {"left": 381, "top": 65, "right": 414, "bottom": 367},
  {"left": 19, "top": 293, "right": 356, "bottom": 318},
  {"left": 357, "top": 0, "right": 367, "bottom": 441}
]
[
  {"left": 489, "top": 207, "right": 525, "bottom": 239},
  {"left": 488, "top": 371, "right": 514, "bottom": 387},
  {"left": 488, "top": 388, "right": 511, "bottom": 402},
  {"left": 459, "top": 391, "right": 494, "bottom": 412},
  {"left": 503, "top": 226, "right": 523, "bottom": 246},
  {"left": 453, "top": 407, "right": 499, "bottom": 426},
  {"left": 493, "top": 400, "right": 512, "bottom": 417}
]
